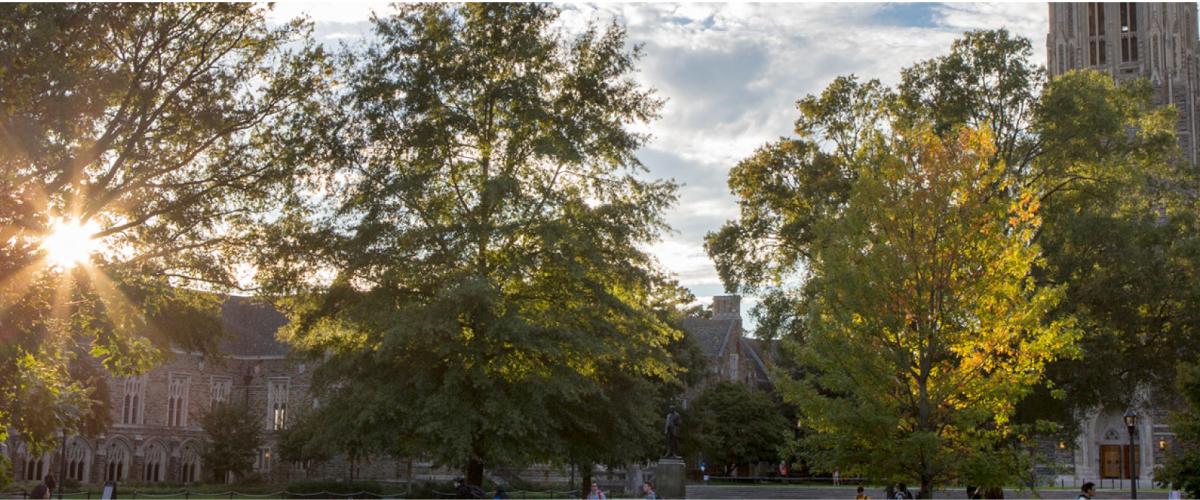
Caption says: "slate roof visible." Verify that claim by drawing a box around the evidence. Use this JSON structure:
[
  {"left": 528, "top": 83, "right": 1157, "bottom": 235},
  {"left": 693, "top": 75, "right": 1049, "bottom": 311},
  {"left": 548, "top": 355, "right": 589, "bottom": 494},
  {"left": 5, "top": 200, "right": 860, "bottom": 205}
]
[
  {"left": 680, "top": 316, "right": 738, "bottom": 358},
  {"left": 740, "top": 337, "right": 777, "bottom": 384},
  {"left": 218, "top": 296, "right": 289, "bottom": 357}
]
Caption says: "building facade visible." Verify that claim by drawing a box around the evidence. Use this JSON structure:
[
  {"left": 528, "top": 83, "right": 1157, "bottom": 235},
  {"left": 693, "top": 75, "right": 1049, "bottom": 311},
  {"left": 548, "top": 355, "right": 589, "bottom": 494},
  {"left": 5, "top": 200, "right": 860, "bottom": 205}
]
[
  {"left": 1047, "top": 2, "right": 1200, "bottom": 164},
  {"left": 679, "top": 295, "right": 773, "bottom": 408},
  {"left": 8, "top": 295, "right": 767, "bottom": 487},
  {"left": 7, "top": 297, "right": 322, "bottom": 486},
  {"left": 1045, "top": 3, "right": 1186, "bottom": 487}
]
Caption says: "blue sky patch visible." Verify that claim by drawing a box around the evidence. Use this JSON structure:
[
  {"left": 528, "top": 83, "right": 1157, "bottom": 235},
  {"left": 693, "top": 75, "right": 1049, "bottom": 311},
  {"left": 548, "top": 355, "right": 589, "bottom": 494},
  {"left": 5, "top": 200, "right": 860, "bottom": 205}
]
[{"left": 873, "top": 3, "right": 942, "bottom": 28}]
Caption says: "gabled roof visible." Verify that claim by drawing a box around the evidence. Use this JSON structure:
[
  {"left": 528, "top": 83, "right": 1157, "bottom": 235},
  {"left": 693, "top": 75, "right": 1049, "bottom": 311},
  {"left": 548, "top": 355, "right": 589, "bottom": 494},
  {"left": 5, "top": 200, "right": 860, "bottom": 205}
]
[
  {"left": 218, "top": 296, "right": 289, "bottom": 357},
  {"left": 680, "top": 316, "right": 738, "bottom": 358},
  {"left": 740, "top": 337, "right": 776, "bottom": 384}
]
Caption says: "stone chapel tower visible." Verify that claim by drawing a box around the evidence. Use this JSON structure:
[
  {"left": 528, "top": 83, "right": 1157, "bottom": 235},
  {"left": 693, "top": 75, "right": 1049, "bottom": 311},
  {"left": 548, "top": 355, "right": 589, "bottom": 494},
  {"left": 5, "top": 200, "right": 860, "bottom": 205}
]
[{"left": 1047, "top": 2, "right": 1200, "bottom": 164}]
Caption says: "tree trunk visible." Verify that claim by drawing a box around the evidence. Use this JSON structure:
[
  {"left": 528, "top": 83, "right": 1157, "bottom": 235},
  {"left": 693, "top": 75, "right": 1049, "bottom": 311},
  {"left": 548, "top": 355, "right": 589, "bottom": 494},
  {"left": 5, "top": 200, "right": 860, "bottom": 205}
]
[
  {"left": 579, "top": 463, "right": 593, "bottom": 499},
  {"left": 920, "top": 474, "right": 934, "bottom": 499},
  {"left": 467, "top": 459, "right": 485, "bottom": 487}
]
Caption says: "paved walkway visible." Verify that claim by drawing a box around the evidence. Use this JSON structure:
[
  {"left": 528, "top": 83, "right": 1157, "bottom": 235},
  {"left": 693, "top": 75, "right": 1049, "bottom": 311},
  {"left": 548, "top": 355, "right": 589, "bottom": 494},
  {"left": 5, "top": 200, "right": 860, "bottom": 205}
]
[{"left": 685, "top": 484, "right": 1170, "bottom": 499}]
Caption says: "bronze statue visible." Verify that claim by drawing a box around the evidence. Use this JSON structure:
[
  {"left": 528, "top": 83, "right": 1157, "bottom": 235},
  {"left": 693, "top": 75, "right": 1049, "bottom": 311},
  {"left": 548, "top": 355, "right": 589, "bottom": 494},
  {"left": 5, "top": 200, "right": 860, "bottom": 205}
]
[{"left": 664, "top": 406, "right": 682, "bottom": 458}]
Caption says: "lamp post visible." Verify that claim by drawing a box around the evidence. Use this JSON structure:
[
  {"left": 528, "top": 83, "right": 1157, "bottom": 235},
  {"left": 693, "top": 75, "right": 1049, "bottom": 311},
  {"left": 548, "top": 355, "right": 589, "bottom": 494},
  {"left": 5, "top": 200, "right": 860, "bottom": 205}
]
[{"left": 1124, "top": 408, "right": 1138, "bottom": 499}]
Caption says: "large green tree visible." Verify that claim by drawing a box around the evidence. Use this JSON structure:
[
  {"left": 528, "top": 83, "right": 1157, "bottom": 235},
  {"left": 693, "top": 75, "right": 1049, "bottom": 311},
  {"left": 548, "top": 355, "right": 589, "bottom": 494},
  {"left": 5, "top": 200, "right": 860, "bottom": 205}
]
[
  {"left": 200, "top": 401, "right": 264, "bottom": 483},
  {"left": 780, "top": 124, "right": 1075, "bottom": 495},
  {"left": 0, "top": 3, "right": 326, "bottom": 472},
  {"left": 685, "top": 382, "right": 790, "bottom": 476},
  {"left": 255, "top": 4, "right": 683, "bottom": 487},
  {"left": 706, "top": 29, "right": 1194, "bottom": 494},
  {"left": 1156, "top": 360, "right": 1200, "bottom": 498}
]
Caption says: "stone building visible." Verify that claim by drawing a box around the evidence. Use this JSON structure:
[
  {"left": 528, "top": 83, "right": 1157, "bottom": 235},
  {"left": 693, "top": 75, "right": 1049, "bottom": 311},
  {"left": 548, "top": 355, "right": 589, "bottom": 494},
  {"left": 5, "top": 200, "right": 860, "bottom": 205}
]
[
  {"left": 679, "top": 295, "right": 773, "bottom": 407},
  {"left": 8, "top": 294, "right": 771, "bottom": 487},
  {"left": 7, "top": 296, "right": 318, "bottom": 486},
  {"left": 1045, "top": 3, "right": 1187, "bottom": 487},
  {"left": 1047, "top": 2, "right": 1200, "bottom": 164}
]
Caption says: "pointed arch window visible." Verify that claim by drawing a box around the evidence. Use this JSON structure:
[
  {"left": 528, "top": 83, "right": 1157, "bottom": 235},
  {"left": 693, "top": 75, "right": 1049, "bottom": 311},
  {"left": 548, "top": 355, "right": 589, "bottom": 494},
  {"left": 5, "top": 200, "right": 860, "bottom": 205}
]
[
  {"left": 168, "top": 375, "right": 190, "bottom": 427},
  {"left": 267, "top": 378, "right": 289, "bottom": 430},
  {"left": 143, "top": 442, "right": 167, "bottom": 482},
  {"left": 18, "top": 444, "right": 48, "bottom": 481},
  {"left": 105, "top": 441, "right": 130, "bottom": 482},
  {"left": 121, "top": 375, "right": 146, "bottom": 425},
  {"left": 180, "top": 444, "right": 201, "bottom": 483},
  {"left": 65, "top": 438, "right": 91, "bottom": 482}
]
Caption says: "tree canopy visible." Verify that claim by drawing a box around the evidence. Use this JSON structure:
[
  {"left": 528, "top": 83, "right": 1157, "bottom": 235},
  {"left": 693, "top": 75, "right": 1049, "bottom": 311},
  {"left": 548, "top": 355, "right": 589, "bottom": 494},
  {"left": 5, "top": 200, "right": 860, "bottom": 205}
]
[
  {"left": 200, "top": 401, "right": 264, "bottom": 483},
  {"left": 685, "top": 381, "right": 790, "bottom": 476},
  {"left": 706, "top": 29, "right": 1199, "bottom": 494},
  {"left": 0, "top": 2, "right": 326, "bottom": 461},
  {"left": 255, "top": 4, "right": 686, "bottom": 486},
  {"left": 1156, "top": 360, "right": 1200, "bottom": 498}
]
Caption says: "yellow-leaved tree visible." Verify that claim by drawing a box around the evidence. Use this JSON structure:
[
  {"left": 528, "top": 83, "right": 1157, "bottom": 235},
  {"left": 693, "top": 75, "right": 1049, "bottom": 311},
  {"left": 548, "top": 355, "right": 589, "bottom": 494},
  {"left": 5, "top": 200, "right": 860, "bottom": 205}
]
[{"left": 775, "top": 125, "right": 1079, "bottom": 496}]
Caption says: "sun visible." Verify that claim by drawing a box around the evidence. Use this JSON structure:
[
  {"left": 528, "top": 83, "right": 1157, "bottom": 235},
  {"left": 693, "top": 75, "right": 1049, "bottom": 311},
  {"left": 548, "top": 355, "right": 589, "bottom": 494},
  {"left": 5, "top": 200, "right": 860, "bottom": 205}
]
[{"left": 41, "top": 218, "right": 101, "bottom": 269}]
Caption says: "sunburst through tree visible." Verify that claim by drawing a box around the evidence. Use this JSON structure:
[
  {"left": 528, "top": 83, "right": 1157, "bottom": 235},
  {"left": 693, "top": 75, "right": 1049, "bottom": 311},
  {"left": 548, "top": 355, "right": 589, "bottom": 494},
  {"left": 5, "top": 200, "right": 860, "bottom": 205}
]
[{"left": 0, "top": 4, "right": 329, "bottom": 477}]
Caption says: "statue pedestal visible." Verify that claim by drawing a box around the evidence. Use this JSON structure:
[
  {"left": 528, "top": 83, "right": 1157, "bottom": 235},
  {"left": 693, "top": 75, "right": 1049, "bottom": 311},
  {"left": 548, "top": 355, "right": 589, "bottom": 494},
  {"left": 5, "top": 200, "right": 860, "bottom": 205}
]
[{"left": 654, "top": 458, "right": 686, "bottom": 499}]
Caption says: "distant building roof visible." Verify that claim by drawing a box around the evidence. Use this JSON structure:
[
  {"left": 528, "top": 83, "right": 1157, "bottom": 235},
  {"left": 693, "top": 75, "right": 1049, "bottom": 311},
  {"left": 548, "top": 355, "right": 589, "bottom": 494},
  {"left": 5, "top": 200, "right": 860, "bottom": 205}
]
[
  {"left": 681, "top": 316, "right": 738, "bottom": 359},
  {"left": 218, "top": 296, "right": 288, "bottom": 357},
  {"left": 740, "top": 337, "right": 777, "bottom": 387}
]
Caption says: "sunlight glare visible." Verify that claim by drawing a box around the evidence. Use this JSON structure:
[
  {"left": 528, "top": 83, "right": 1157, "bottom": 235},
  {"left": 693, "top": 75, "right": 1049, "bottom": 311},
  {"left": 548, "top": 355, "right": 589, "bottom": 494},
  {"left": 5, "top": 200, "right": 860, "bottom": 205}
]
[{"left": 41, "top": 218, "right": 101, "bottom": 269}]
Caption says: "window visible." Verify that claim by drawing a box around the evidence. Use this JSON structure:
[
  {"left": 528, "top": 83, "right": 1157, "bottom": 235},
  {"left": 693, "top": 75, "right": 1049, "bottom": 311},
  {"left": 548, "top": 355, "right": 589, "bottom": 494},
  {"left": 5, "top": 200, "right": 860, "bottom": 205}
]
[
  {"left": 254, "top": 448, "right": 274, "bottom": 471},
  {"left": 19, "top": 445, "right": 47, "bottom": 482},
  {"left": 211, "top": 376, "right": 232, "bottom": 404},
  {"left": 180, "top": 444, "right": 201, "bottom": 483},
  {"left": 1120, "top": 3, "right": 1137, "bottom": 32},
  {"left": 267, "top": 379, "right": 289, "bottom": 430},
  {"left": 1089, "top": 3, "right": 1096, "bottom": 36},
  {"left": 143, "top": 442, "right": 166, "bottom": 482},
  {"left": 121, "top": 375, "right": 145, "bottom": 425},
  {"left": 1087, "top": 2, "right": 1106, "bottom": 36},
  {"left": 105, "top": 440, "right": 130, "bottom": 482},
  {"left": 168, "top": 375, "right": 189, "bottom": 427},
  {"left": 65, "top": 438, "right": 91, "bottom": 482},
  {"left": 1122, "top": 36, "right": 1139, "bottom": 62},
  {"left": 729, "top": 353, "right": 739, "bottom": 380},
  {"left": 1088, "top": 2, "right": 1107, "bottom": 67}
]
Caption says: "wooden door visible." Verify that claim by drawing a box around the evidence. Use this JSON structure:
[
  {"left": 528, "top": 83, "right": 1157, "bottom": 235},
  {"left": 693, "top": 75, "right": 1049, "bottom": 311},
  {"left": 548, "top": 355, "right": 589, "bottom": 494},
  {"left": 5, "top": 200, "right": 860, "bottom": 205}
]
[
  {"left": 1100, "top": 445, "right": 1122, "bottom": 478},
  {"left": 1122, "top": 445, "right": 1140, "bottom": 478}
]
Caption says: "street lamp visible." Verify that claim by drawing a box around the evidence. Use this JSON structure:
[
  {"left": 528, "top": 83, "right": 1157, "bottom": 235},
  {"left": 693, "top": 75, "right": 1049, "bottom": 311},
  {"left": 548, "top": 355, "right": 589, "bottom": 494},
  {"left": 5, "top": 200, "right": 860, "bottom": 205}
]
[{"left": 1124, "top": 408, "right": 1138, "bottom": 499}]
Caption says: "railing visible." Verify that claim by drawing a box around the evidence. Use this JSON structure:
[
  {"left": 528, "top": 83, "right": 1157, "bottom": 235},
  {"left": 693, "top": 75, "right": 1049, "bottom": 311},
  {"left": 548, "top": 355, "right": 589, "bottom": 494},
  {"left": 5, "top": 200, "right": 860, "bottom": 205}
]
[
  {"left": 693, "top": 475, "right": 866, "bottom": 485},
  {"left": 0, "top": 488, "right": 582, "bottom": 499}
]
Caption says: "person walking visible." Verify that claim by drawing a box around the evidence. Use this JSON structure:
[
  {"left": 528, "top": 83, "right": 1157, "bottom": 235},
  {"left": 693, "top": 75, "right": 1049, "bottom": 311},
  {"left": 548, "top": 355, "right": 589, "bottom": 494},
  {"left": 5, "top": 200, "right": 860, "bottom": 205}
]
[
  {"left": 587, "top": 482, "right": 606, "bottom": 500},
  {"left": 833, "top": 469, "right": 841, "bottom": 486},
  {"left": 29, "top": 474, "right": 55, "bottom": 499},
  {"left": 895, "top": 483, "right": 913, "bottom": 500},
  {"left": 1076, "top": 482, "right": 1096, "bottom": 500},
  {"left": 642, "top": 480, "right": 658, "bottom": 500}
]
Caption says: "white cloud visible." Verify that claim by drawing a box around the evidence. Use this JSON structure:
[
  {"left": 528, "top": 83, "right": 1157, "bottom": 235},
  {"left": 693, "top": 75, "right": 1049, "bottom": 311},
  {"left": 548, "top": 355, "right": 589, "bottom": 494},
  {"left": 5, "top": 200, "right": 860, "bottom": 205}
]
[{"left": 286, "top": 3, "right": 1052, "bottom": 328}]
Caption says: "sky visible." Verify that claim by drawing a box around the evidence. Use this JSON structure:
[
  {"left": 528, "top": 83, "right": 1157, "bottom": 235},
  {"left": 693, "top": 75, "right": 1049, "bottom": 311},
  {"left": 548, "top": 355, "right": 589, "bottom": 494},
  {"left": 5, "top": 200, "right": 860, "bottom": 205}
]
[{"left": 265, "top": 2, "right": 1051, "bottom": 330}]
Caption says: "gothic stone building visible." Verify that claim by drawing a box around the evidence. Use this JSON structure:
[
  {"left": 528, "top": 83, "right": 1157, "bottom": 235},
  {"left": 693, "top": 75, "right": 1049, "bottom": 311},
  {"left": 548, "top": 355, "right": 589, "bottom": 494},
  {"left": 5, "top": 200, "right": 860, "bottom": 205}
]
[
  {"left": 1048, "top": 2, "right": 1200, "bottom": 164},
  {"left": 8, "top": 295, "right": 767, "bottom": 487},
  {"left": 1045, "top": 2, "right": 1187, "bottom": 487},
  {"left": 8, "top": 297, "right": 316, "bottom": 486},
  {"left": 679, "top": 295, "right": 773, "bottom": 407}
]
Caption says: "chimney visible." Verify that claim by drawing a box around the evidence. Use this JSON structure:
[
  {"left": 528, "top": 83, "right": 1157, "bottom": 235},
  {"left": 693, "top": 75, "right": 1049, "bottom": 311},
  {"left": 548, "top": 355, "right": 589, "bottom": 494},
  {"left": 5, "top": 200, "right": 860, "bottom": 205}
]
[{"left": 712, "top": 295, "right": 741, "bottom": 321}]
